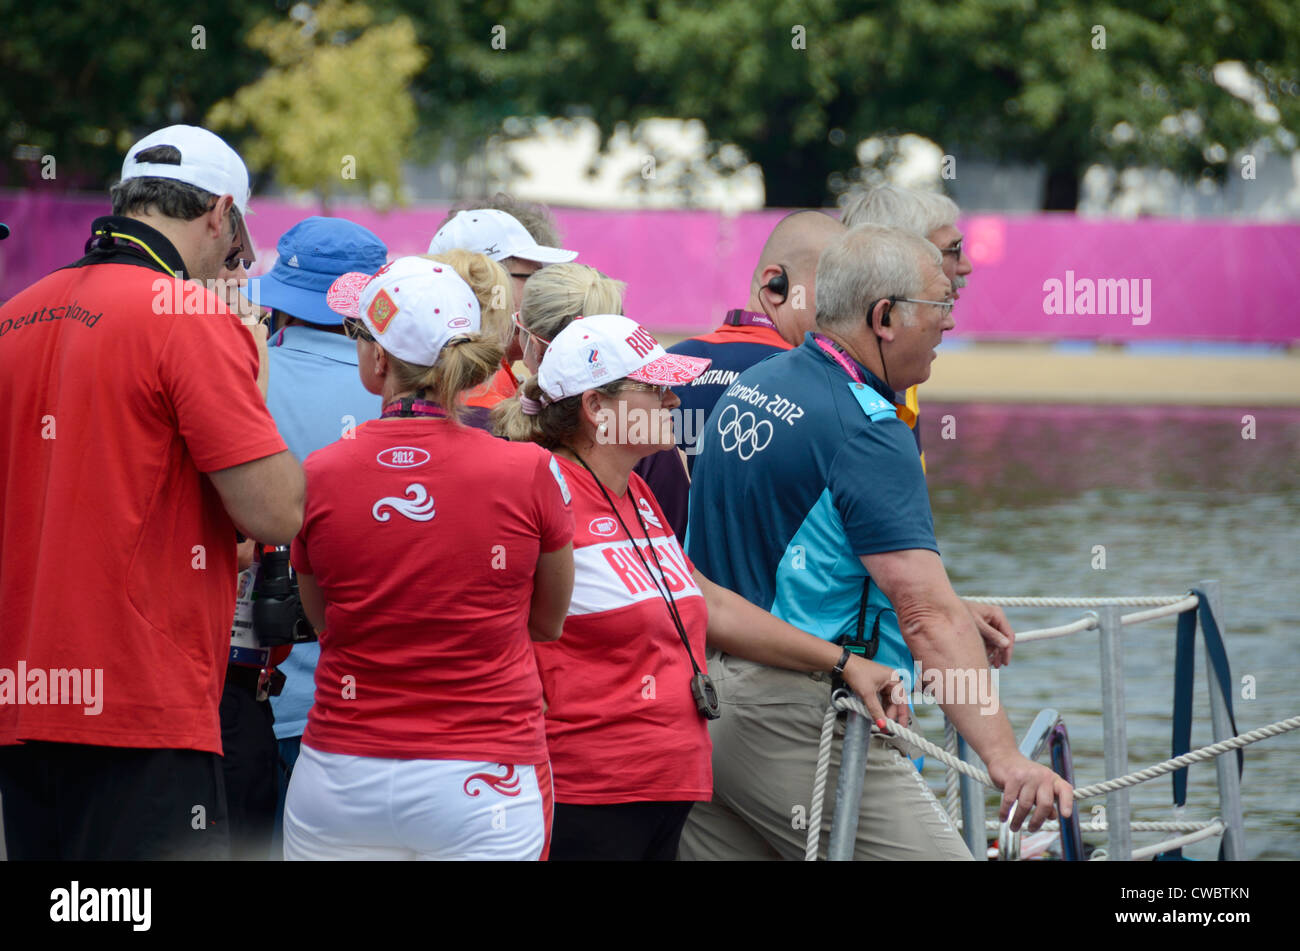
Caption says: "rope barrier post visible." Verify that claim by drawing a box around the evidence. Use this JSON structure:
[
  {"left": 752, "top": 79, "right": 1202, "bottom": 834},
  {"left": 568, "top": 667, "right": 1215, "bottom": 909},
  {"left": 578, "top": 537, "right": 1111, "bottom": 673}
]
[
  {"left": 956, "top": 734, "right": 987, "bottom": 860},
  {"left": 827, "top": 710, "right": 871, "bottom": 860},
  {"left": 1098, "top": 603, "right": 1133, "bottom": 861},
  {"left": 1198, "top": 579, "right": 1245, "bottom": 860}
]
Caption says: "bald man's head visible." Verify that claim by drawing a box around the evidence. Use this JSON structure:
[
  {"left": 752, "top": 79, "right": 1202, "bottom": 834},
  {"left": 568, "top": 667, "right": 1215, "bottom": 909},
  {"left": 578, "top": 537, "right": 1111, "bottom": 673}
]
[{"left": 749, "top": 210, "right": 846, "bottom": 345}]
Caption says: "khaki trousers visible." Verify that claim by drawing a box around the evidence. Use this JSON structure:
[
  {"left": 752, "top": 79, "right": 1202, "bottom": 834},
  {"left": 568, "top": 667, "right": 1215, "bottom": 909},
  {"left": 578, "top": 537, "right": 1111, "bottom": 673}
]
[{"left": 678, "top": 651, "right": 974, "bottom": 861}]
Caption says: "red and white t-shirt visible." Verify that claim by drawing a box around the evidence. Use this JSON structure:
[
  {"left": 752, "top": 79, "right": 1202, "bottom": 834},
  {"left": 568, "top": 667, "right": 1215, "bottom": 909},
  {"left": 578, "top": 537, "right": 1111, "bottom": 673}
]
[
  {"left": 291, "top": 419, "right": 573, "bottom": 765},
  {"left": 533, "top": 457, "right": 712, "bottom": 804},
  {"left": 0, "top": 263, "right": 287, "bottom": 753}
]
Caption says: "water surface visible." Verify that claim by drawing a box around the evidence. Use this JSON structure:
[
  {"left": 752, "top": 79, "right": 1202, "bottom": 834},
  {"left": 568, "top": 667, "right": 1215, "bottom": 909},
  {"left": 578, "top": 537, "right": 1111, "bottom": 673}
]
[{"left": 913, "top": 403, "right": 1300, "bottom": 860}]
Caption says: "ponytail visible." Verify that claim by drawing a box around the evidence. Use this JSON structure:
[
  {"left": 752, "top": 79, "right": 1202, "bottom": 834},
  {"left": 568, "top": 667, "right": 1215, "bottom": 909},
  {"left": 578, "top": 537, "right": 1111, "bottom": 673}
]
[
  {"left": 422, "top": 250, "right": 514, "bottom": 350},
  {"left": 518, "top": 264, "right": 626, "bottom": 343},
  {"left": 493, "top": 375, "right": 623, "bottom": 447},
  {"left": 387, "top": 334, "right": 502, "bottom": 423}
]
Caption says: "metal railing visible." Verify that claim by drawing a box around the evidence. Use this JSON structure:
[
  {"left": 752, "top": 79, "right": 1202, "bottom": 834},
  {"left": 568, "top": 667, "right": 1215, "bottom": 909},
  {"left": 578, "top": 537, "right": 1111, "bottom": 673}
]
[{"left": 826, "top": 578, "right": 1248, "bottom": 861}]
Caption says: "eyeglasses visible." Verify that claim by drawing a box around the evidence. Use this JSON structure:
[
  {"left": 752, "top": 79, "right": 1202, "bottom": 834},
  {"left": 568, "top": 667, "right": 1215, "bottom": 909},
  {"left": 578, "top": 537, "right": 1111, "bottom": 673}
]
[
  {"left": 511, "top": 311, "right": 550, "bottom": 344},
  {"left": 224, "top": 245, "right": 253, "bottom": 272},
  {"left": 509, "top": 272, "right": 537, "bottom": 281},
  {"left": 620, "top": 381, "right": 670, "bottom": 401},
  {"left": 940, "top": 239, "right": 963, "bottom": 258},
  {"left": 343, "top": 317, "right": 375, "bottom": 342},
  {"left": 889, "top": 296, "right": 955, "bottom": 317},
  {"left": 209, "top": 198, "right": 253, "bottom": 271}
]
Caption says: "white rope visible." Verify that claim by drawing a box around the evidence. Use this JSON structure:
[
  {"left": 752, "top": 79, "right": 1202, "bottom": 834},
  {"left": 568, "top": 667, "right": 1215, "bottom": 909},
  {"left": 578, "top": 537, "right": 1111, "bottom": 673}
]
[
  {"left": 966, "top": 819, "right": 1219, "bottom": 833},
  {"left": 1008, "top": 595, "right": 1202, "bottom": 643},
  {"left": 1070, "top": 715, "right": 1300, "bottom": 799},
  {"left": 962, "top": 595, "right": 1191, "bottom": 607},
  {"left": 1118, "top": 595, "right": 1200, "bottom": 626},
  {"left": 807, "top": 693, "right": 1298, "bottom": 860},
  {"left": 804, "top": 703, "right": 839, "bottom": 861},
  {"left": 821, "top": 692, "right": 1299, "bottom": 798},
  {"left": 1124, "top": 821, "right": 1226, "bottom": 861},
  {"left": 1016, "top": 614, "right": 1098, "bottom": 643},
  {"left": 943, "top": 719, "right": 961, "bottom": 824}
]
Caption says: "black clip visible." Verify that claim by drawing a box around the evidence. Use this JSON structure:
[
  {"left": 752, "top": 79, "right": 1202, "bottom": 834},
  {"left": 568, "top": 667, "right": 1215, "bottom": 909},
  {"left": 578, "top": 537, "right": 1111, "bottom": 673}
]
[{"left": 832, "top": 578, "right": 882, "bottom": 694}]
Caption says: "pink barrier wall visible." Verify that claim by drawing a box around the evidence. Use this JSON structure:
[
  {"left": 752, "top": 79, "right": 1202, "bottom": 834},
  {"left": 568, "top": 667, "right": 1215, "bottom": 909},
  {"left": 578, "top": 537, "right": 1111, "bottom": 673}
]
[{"left": 2, "top": 191, "right": 1297, "bottom": 342}]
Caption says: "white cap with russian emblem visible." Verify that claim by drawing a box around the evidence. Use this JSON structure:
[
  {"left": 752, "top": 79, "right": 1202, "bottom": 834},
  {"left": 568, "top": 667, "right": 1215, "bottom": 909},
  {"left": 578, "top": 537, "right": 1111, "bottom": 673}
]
[
  {"left": 326, "top": 256, "right": 482, "bottom": 366},
  {"left": 536, "top": 314, "right": 710, "bottom": 405}
]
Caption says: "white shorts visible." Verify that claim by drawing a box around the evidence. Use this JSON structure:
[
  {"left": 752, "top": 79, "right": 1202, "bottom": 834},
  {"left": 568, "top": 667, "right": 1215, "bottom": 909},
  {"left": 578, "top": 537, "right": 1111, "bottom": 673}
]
[{"left": 284, "top": 744, "right": 553, "bottom": 860}]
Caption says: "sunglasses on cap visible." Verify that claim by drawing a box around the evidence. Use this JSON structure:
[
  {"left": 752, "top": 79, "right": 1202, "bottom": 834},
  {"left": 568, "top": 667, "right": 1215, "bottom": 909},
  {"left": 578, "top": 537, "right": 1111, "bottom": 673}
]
[{"left": 343, "top": 317, "right": 375, "bottom": 342}]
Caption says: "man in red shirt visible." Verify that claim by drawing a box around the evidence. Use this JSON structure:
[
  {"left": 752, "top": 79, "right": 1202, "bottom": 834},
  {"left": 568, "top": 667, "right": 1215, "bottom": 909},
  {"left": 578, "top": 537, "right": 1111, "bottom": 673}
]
[{"left": 0, "top": 125, "right": 304, "bottom": 860}]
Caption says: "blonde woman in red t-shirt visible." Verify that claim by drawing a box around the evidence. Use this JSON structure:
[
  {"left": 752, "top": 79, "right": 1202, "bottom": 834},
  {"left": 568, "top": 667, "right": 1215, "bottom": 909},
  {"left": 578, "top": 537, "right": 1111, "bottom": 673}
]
[
  {"left": 494, "top": 315, "right": 906, "bottom": 861},
  {"left": 283, "top": 256, "right": 575, "bottom": 860}
]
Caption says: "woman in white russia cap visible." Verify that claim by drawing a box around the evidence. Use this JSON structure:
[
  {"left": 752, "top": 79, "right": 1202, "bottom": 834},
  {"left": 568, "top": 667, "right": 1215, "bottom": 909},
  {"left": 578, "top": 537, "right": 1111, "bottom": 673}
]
[{"left": 495, "top": 315, "right": 908, "bottom": 860}]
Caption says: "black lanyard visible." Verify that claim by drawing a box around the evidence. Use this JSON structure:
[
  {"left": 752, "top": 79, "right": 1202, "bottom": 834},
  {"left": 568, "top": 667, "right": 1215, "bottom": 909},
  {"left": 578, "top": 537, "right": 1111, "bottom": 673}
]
[
  {"left": 570, "top": 451, "right": 705, "bottom": 677},
  {"left": 87, "top": 229, "right": 180, "bottom": 278}
]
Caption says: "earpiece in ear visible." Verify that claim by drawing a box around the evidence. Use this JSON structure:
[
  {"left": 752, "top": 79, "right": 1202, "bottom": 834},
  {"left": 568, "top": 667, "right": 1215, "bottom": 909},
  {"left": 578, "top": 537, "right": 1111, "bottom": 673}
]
[
  {"left": 766, "top": 266, "right": 789, "bottom": 302},
  {"left": 880, "top": 311, "right": 890, "bottom": 327}
]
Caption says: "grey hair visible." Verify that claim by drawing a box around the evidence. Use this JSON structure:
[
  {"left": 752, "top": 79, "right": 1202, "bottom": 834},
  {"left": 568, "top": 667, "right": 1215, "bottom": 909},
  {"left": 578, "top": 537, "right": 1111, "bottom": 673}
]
[
  {"left": 519, "top": 263, "right": 626, "bottom": 344},
  {"left": 815, "top": 225, "right": 942, "bottom": 333},
  {"left": 841, "top": 183, "right": 959, "bottom": 239},
  {"left": 442, "top": 192, "right": 561, "bottom": 247}
]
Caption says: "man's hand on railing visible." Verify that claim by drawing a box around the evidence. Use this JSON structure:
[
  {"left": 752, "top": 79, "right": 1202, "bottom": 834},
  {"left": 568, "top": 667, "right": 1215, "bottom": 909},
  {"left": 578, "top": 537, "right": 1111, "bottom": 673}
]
[
  {"left": 964, "top": 599, "right": 1015, "bottom": 667},
  {"left": 988, "top": 753, "right": 1074, "bottom": 833}
]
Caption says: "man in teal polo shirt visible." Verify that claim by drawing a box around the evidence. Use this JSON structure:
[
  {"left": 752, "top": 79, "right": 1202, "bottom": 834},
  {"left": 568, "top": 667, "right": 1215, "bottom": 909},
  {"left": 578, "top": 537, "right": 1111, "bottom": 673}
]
[
  {"left": 680, "top": 224, "right": 1073, "bottom": 861},
  {"left": 254, "top": 216, "right": 388, "bottom": 858}
]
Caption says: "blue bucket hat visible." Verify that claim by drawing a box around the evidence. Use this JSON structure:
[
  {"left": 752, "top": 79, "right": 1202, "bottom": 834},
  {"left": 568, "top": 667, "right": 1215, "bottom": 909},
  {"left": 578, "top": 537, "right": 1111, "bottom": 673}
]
[{"left": 253, "top": 216, "right": 388, "bottom": 325}]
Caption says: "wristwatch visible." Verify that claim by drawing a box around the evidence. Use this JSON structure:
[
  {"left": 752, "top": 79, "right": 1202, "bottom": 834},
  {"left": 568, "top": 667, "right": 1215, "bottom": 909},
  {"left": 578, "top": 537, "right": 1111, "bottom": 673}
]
[{"left": 832, "top": 647, "right": 852, "bottom": 676}]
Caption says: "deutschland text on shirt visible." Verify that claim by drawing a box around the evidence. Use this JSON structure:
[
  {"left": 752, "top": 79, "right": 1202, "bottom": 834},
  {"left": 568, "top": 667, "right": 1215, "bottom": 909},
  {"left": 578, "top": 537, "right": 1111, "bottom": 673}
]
[{"left": 0, "top": 301, "right": 102, "bottom": 337}]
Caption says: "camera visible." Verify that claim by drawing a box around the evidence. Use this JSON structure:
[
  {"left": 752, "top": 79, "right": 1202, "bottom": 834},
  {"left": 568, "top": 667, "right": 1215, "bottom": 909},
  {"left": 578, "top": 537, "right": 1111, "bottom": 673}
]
[
  {"left": 252, "top": 546, "right": 316, "bottom": 647},
  {"left": 690, "top": 672, "right": 721, "bottom": 720}
]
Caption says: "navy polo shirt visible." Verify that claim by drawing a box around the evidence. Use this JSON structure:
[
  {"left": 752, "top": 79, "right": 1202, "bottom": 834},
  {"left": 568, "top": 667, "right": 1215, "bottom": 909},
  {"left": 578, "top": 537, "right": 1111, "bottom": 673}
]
[
  {"left": 668, "top": 320, "right": 792, "bottom": 471},
  {"left": 633, "top": 316, "right": 793, "bottom": 542},
  {"left": 686, "top": 333, "right": 938, "bottom": 677}
]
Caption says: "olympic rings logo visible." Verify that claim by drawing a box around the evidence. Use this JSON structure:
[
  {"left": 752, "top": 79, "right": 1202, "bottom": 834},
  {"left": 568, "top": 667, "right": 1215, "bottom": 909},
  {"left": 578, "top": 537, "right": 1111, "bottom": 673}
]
[{"left": 717, "top": 404, "right": 774, "bottom": 459}]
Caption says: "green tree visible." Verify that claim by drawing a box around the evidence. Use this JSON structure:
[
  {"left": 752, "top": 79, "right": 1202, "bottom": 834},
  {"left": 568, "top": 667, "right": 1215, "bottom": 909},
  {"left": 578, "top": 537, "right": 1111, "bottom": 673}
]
[
  {"left": 6, "top": 1, "right": 1297, "bottom": 209},
  {"left": 208, "top": 0, "right": 427, "bottom": 207},
  {"left": 0, "top": 0, "right": 269, "bottom": 189},
  {"left": 430, "top": 0, "right": 1300, "bottom": 208}
]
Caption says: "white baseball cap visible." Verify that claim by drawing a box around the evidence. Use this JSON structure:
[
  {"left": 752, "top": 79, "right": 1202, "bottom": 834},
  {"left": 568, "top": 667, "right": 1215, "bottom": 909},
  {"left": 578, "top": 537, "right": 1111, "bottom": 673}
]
[
  {"left": 536, "top": 314, "right": 711, "bottom": 405},
  {"left": 326, "top": 256, "right": 482, "bottom": 366},
  {"left": 427, "top": 208, "right": 578, "bottom": 265},
  {"left": 121, "top": 125, "right": 252, "bottom": 215}
]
